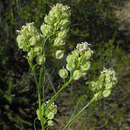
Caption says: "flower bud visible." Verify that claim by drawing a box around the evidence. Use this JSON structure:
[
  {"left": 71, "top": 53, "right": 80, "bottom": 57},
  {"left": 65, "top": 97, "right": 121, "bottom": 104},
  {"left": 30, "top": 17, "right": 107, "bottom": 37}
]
[
  {"left": 54, "top": 38, "right": 65, "bottom": 46},
  {"left": 59, "top": 68, "right": 68, "bottom": 79},
  {"left": 55, "top": 50, "right": 64, "bottom": 59},
  {"left": 72, "top": 50, "right": 79, "bottom": 58},
  {"left": 47, "top": 112, "right": 55, "bottom": 120},
  {"left": 66, "top": 63, "right": 75, "bottom": 72},
  {"left": 103, "top": 89, "right": 111, "bottom": 97},
  {"left": 66, "top": 55, "right": 74, "bottom": 63},
  {"left": 105, "top": 82, "right": 113, "bottom": 89},
  {"left": 48, "top": 120, "right": 54, "bottom": 126},
  {"left": 90, "top": 81, "right": 97, "bottom": 92},
  {"left": 40, "top": 3, "right": 71, "bottom": 49},
  {"left": 36, "top": 55, "right": 45, "bottom": 65},
  {"left": 73, "top": 70, "right": 81, "bottom": 80},
  {"left": 60, "top": 19, "right": 70, "bottom": 27},
  {"left": 29, "top": 36, "right": 37, "bottom": 46},
  {"left": 28, "top": 49, "right": 35, "bottom": 61},
  {"left": 44, "top": 15, "right": 51, "bottom": 24},
  {"left": 58, "top": 30, "right": 67, "bottom": 38},
  {"left": 80, "top": 61, "right": 91, "bottom": 71},
  {"left": 84, "top": 49, "right": 93, "bottom": 60},
  {"left": 16, "top": 35, "right": 26, "bottom": 49},
  {"left": 40, "top": 24, "right": 50, "bottom": 36},
  {"left": 34, "top": 46, "right": 42, "bottom": 55}
]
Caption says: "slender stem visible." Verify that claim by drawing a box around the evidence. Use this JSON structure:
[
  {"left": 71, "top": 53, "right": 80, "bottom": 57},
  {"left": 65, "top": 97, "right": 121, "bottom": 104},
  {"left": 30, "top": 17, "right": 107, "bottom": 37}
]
[
  {"left": 40, "top": 120, "right": 45, "bottom": 130},
  {"left": 28, "top": 61, "right": 41, "bottom": 107},
  {"left": 46, "top": 77, "right": 73, "bottom": 110},
  {"left": 38, "top": 65, "right": 44, "bottom": 107},
  {"left": 69, "top": 95, "right": 85, "bottom": 122},
  {"left": 34, "top": 118, "right": 37, "bottom": 130},
  {"left": 29, "top": 62, "right": 38, "bottom": 86},
  {"left": 28, "top": 60, "right": 45, "bottom": 130},
  {"left": 38, "top": 65, "right": 45, "bottom": 130},
  {"left": 63, "top": 98, "right": 95, "bottom": 130}
]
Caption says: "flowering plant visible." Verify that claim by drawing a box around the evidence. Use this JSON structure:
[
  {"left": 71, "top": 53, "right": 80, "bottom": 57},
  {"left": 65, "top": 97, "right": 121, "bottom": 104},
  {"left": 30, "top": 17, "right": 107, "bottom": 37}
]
[{"left": 16, "top": 3, "right": 117, "bottom": 130}]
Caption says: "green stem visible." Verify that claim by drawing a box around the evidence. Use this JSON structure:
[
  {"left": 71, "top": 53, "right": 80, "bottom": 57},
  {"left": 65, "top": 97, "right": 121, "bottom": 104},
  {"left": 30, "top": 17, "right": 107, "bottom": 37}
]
[
  {"left": 40, "top": 120, "right": 45, "bottom": 130},
  {"left": 28, "top": 61, "right": 41, "bottom": 107},
  {"left": 38, "top": 65, "right": 45, "bottom": 130},
  {"left": 38, "top": 65, "right": 44, "bottom": 107},
  {"left": 63, "top": 97, "right": 95, "bottom": 130},
  {"left": 28, "top": 60, "right": 45, "bottom": 130},
  {"left": 46, "top": 77, "right": 73, "bottom": 110}
]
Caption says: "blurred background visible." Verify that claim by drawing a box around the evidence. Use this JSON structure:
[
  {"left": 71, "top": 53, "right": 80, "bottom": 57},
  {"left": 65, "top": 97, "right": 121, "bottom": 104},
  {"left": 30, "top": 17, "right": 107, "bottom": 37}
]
[{"left": 0, "top": 0, "right": 130, "bottom": 129}]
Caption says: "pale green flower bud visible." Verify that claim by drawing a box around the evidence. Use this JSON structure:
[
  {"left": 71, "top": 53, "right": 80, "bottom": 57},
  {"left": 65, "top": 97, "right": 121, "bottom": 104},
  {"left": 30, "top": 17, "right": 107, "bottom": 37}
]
[
  {"left": 55, "top": 50, "right": 64, "bottom": 59},
  {"left": 34, "top": 46, "right": 42, "bottom": 55},
  {"left": 89, "top": 68, "right": 117, "bottom": 100},
  {"left": 49, "top": 9, "right": 55, "bottom": 17},
  {"left": 65, "top": 42, "right": 92, "bottom": 79},
  {"left": 105, "top": 82, "right": 113, "bottom": 89},
  {"left": 80, "top": 71, "right": 87, "bottom": 76},
  {"left": 36, "top": 55, "right": 45, "bottom": 65},
  {"left": 84, "top": 49, "right": 93, "bottom": 60},
  {"left": 80, "top": 61, "right": 91, "bottom": 71},
  {"left": 16, "top": 35, "right": 25, "bottom": 49},
  {"left": 40, "top": 3, "right": 71, "bottom": 49},
  {"left": 48, "top": 120, "right": 54, "bottom": 126},
  {"left": 36, "top": 100, "right": 57, "bottom": 124},
  {"left": 59, "top": 68, "right": 68, "bottom": 79},
  {"left": 29, "top": 36, "right": 37, "bottom": 46},
  {"left": 66, "top": 63, "right": 75, "bottom": 72},
  {"left": 54, "top": 21, "right": 59, "bottom": 28},
  {"left": 16, "top": 22, "right": 44, "bottom": 64},
  {"left": 48, "top": 102, "right": 57, "bottom": 115},
  {"left": 45, "top": 101, "right": 57, "bottom": 119},
  {"left": 40, "top": 24, "right": 51, "bottom": 36},
  {"left": 60, "top": 19, "right": 70, "bottom": 27},
  {"left": 101, "top": 68, "right": 117, "bottom": 83},
  {"left": 72, "top": 50, "right": 79, "bottom": 58},
  {"left": 58, "top": 30, "right": 67, "bottom": 38},
  {"left": 44, "top": 15, "right": 52, "bottom": 24},
  {"left": 73, "top": 70, "right": 81, "bottom": 80},
  {"left": 47, "top": 112, "right": 55, "bottom": 120},
  {"left": 54, "top": 38, "right": 65, "bottom": 46},
  {"left": 66, "top": 55, "right": 74, "bottom": 63},
  {"left": 90, "top": 81, "right": 97, "bottom": 92},
  {"left": 103, "top": 89, "right": 111, "bottom": 97},
  {"left": 99, "top": 74, "right": 105, "bottom": 82},
  {"left": 28, "top": 49, "right": 35, "bottom": 61},
  {"left": 105, "top": 73, "right": 111, "bottom": 82}
]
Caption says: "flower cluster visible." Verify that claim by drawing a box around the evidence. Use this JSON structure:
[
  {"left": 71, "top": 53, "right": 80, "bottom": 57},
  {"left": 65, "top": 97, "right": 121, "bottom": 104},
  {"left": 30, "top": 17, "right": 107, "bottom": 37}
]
[
  {"left": 59, "top": 42, "right": 93, "bottom": 80},
  {"left": 36, "top": 100, "right": 57, "bottom": 126},
  {"left": 40, "top": 3, "right": 71, "bottom": 59},
  {"left": 16, "top": 23, "right": 45, "bottom": 65},
  {"left": 90, "top": 68, "right": 117, "bottom": 100}
]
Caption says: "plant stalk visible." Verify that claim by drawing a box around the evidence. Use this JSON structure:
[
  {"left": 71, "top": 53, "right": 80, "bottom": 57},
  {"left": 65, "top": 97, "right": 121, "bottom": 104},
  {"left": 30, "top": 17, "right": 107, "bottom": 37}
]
[
  {"left": 63, "top": 97, "right": 95, "bottom": 130},
  {"left": 46, "top": 77, "right": 73, "bottom": 110}
]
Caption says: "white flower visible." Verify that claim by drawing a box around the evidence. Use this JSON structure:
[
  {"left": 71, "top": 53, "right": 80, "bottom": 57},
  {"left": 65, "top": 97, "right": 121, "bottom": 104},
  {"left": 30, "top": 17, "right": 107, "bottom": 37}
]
[{"left": 76, "top": 42, "right": 91, "bottom": 52}]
